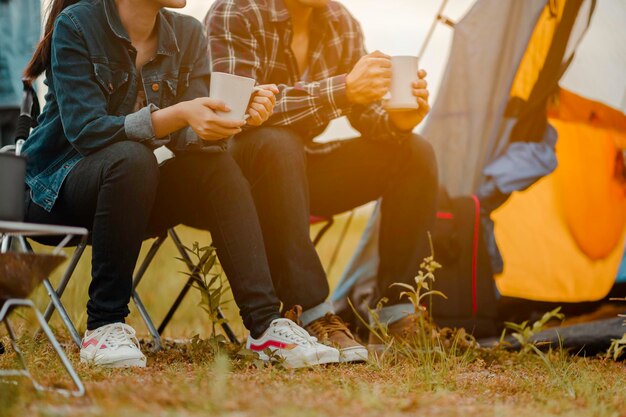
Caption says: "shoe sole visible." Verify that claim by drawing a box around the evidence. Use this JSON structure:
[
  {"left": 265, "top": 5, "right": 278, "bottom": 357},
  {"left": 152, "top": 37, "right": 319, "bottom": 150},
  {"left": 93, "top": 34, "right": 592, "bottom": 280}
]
[
  {"left": 253, "top": 348, "right": 340, "bottom": 369},
  {"left": 286, "top": 350, "right": 340, "bottom": 369},
  {"left": 80, "top": 354, "right": 146, "bottom": 368},
  {"left": 339, "top": 346, "right": 369, "bottom": 363}
]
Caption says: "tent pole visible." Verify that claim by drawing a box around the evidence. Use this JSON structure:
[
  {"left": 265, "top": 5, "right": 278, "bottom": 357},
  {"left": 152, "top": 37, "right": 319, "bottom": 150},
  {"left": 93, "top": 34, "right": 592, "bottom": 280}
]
[{"left": 417, "top": 0, "right": 451, "bottom": 59}]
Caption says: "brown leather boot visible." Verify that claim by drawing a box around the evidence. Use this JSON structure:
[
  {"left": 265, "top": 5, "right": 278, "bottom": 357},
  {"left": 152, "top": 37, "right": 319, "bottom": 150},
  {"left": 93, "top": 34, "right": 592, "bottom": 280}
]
[
  {"left": 368, "top": 312, "right": 477, "bottom": 351},
  {"left": 368, "top": 313, "right": 435, "bottom": 347},
  {"left": 286, "top": 306, "right": 368, "bottom": 363}
]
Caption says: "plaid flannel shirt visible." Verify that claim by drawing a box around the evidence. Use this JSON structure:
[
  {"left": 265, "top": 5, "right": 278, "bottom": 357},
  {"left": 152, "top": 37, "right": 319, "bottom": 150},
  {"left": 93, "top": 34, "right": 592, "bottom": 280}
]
[{"left": 205, "top": 0, "right": 411, "bottom": 141}]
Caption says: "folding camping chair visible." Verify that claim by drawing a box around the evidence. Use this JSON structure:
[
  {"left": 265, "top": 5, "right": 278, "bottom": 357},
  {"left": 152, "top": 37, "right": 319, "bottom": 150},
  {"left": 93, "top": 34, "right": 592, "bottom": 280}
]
[{"left": 0, "top": 221, "right": 86, "bottom": 397}]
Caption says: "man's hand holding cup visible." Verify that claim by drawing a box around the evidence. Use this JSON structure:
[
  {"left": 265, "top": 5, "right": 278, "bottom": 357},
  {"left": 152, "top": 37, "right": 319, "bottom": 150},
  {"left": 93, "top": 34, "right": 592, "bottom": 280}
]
[
  {"left": 386, "top": 68, "right": 430, "bottom": 132},
  {"left": 345, "top": 50, "right": 392, "bottom": 105}
]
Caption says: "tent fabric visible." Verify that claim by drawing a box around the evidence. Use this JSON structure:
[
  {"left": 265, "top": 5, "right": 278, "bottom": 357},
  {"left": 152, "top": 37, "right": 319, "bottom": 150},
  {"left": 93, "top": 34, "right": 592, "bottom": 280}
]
[
  {"left": 505, "top": 0, "right": 588, "bottom": 146},
  {"left": 478, "top": 0, "right": 590, "bottom": 274},
  {"left": 332, "top": 0, "right": 548, "bottom": 307},
  {"left": 617, "top": 256, "right": 626, "bottom": 284},
  {"left": 559, "top": 0, "right": 626, "bottom": 112},
  {"left": 508, "top": 0, "right": 568, "bottom": 104},
  {"left": 330, "top": 203, "right": 380, "bottom": 312},
  {"left": 549, "top": 90, "right": 626, "bottom": 260},
  {"left": 421, "top": 0, "right": 547, "bottom": 196},
  {"left": 480, "top": 317, "right": 625, "bottom": 356},
  {"left": 331, "top": 0, "right": 626, "bottom": 313},
  {"left": 493, "top": 102, "right": 626, "bottom": 302},
  {"left": 478, "top": 124, "right": 558, "bottom": 274},
  {"left": 481, "top": 124, "right": 557, "bottom": 195}
]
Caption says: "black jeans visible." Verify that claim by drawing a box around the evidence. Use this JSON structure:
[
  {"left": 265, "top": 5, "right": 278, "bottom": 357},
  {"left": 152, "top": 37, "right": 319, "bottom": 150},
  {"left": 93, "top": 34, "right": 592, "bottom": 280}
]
[
  {"left": 229, "top": 127, "right": 438, "bottom": 311},
  {"left": 25, "top": 141, "right": 280, "bottom": 337}
]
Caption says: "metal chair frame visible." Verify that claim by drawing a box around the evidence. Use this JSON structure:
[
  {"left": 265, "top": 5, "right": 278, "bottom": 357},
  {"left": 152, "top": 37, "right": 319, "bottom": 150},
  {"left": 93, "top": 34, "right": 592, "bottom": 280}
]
[
  {"left": 130, "top": 219, "right": 337, "bottom": 347},
  {"left": 32, "top": 228, "right": 235, "bottom": 352},
  {"left": 38, "top": 220, "right": 335, "bottom": 351},
  {"left": 0, "top": 299, "right": 85, "bottom": 397},
  {"left": 0, "top": 222, "right": 86, "bottom": 397}
]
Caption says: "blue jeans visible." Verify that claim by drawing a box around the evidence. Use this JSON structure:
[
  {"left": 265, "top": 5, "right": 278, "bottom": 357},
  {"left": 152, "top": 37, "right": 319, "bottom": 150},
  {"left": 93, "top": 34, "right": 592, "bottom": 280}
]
[
  {"left": 229, "top": 127, "right": 438, "bottom": 312},
  {"left": 25, "top": 141, "right": 280, "bottom": 337}
]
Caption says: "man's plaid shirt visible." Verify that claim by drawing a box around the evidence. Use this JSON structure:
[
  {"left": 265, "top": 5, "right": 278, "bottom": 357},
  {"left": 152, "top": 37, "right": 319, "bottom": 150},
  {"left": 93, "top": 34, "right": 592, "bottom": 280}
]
[{"left": 205, "top": 0, "right": 410, "bottom": 141}]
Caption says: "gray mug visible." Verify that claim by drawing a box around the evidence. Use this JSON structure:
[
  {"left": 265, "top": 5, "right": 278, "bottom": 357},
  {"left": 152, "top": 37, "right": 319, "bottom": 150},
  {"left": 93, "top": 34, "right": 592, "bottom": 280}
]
[{"left": 0, "top": 153, "right": 26, "bottom": 221}]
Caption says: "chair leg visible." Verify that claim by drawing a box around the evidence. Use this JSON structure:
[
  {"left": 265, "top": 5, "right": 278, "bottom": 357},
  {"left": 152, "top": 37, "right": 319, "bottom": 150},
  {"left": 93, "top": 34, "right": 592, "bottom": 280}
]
[
  {"left": 28, "top": 236, "right": 88, "bottom": 349},
  {"left": 27, "top": 236, "right": 85, "bottom": 347},
  {"left": 41, "top": 279, "right": 82, "bottom": 348},
  {"left": 167, "top": 229, "right": 239, "bottom": 344},
  {"left": 0, "top": 299, "right": 85, "bottom": 397},
  {"left": 313, "top": 217, "right": 335, "bottom": 247},
  {"left": 132, "top": 290, "right": 162, "bottom": 352},
  {"left": 41, "top": 237, "right": 87, "bottom": 325},
  {"left": 0, "top": 235, "right": 12, "bottom": 253},
  {"left": 132, "top": 236, "right": 165, "bottom": 289},
  {"left": 157, "top": 276, "right": 194, "bottom": 336},
  {"left": 130, "top": 236, "right": 166, "bottom": 352},
  {"left": 2, "top": 315, "right": 35, "bottom": 386}
]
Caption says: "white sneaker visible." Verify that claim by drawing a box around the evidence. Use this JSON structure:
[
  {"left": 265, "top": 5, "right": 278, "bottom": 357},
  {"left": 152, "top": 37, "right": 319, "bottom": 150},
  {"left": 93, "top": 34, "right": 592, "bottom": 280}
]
[
  {"left": 80, "top": 323, "right": 146, "bottom": 368},
  {"left": 246, "top": 318, "right": 340, "bottom": 368}
]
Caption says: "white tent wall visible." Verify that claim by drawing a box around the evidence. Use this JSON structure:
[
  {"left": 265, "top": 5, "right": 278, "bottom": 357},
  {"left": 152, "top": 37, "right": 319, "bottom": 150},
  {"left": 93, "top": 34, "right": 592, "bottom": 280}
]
[
  {"left": 421, "top": 0, "right": 547, "bottom": 196},
  {"left": 560, "top": 0, "right": 626, "bottom": 113}
]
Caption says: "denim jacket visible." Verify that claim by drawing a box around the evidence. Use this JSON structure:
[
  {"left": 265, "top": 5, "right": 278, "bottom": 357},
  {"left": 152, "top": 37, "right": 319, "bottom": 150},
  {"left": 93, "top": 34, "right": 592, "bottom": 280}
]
[{"left": 22, "top": 0, "right": 215, "bottom": 212}]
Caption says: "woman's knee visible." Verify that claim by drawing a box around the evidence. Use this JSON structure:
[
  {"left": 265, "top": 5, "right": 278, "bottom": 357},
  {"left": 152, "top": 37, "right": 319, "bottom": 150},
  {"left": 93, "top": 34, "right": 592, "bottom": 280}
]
[{"left": 102, "top": 141, "right": 159, "bottom": 192}]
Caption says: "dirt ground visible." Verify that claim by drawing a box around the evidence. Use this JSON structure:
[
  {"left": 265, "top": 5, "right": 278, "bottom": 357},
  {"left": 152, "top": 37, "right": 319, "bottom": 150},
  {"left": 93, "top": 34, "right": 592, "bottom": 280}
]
[
  {"left": 2, "top": 212, "right": 625, "bottom": 417},
  {"left": 1, "top": 337, "right": 625, "bottom": 417}
]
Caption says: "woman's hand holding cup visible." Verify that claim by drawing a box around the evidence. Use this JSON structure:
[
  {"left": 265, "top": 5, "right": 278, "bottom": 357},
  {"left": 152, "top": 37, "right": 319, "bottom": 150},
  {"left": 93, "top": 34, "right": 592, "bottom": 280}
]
[{"left": 183, "top": 97, "right": 246, "bottom": 141}]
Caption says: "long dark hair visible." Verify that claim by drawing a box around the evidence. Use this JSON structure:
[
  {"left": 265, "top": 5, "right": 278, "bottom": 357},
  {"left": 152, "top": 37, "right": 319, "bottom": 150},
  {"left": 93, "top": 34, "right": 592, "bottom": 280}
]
[{"left": 23, "top": 0, "right": 80, "bottom": 83}]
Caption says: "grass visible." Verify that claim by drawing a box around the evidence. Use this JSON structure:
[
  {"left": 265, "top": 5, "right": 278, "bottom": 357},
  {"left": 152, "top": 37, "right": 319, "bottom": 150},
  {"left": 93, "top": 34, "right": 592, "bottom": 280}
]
[
  {"left": 1, "top": 339, "right": 625, "bottom": 417},
  {"left": 2, "top": 205, "right": 626, "bottom": 417}
]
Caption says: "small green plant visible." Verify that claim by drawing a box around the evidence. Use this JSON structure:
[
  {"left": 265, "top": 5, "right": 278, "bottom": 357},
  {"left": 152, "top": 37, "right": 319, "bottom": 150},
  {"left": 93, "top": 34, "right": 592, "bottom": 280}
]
[
  {"left": 177, "top": 242, "right": 231, "bottom": 347},
  {"left": 607, "top": 334, "right": 626, "bottom": 361},
  {"left": 186, "top": 334, "right": 218, "bottom": 363},
  {"left": 351, "top": 235, "right": 445, "bottom": 349},
  {"left": 350, "top": 234, "right": 477, "bottom": 391},
  {"left": 390, "top": 237, "right": 445, "bottom": 314},
  {"left": 236, "top": 346, "right": 286, "bottom": 370},
  {"left": 531, "top": 337, "right": 577, "bottom": 399},
  {"left": 503, "top": 307, "right": 565, "bottom": 354},
  {"left": 236, "top": 346, "right": 267, "bottom": 369},
  {"left": 606, "top": 297, "right": 625, "bottom": 361}
]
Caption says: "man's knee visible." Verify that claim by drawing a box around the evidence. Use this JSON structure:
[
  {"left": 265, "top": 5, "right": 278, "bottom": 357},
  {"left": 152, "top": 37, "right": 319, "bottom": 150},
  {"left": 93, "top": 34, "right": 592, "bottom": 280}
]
[
  {"left": 232, "top": 127, "right": 306, "bottom": 168},
  {"left": 401, "top": 134, "right": 438, "bottom": 183}
]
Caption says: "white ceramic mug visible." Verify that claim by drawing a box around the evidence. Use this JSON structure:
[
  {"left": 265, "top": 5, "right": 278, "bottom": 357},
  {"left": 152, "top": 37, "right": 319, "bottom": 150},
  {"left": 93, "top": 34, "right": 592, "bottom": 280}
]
[
  {"left": 209, "top": 72, "right": 256, "bottom": 120},
  {"left": 385, "top": 55, "right": 420, "bottom": 110}
]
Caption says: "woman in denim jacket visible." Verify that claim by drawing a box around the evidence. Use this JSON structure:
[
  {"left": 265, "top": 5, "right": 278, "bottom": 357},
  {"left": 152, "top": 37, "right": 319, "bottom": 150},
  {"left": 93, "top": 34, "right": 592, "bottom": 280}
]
[{"left": 21, "top": 0, "right": 338, "bottom": 369}]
